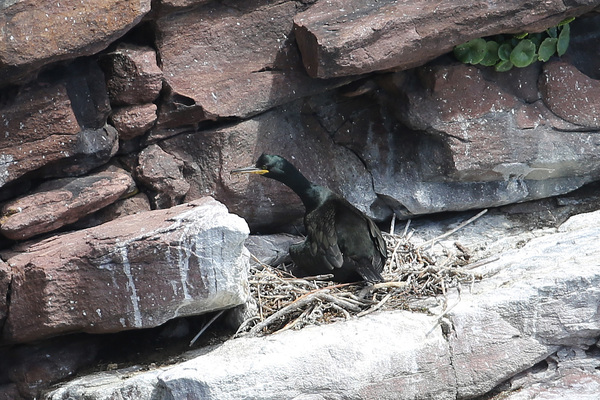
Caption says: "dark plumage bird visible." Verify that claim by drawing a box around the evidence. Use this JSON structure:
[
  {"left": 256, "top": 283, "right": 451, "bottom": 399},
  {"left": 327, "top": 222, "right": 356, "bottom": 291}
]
[{"left": 231, "top": 154, "right": 387, "bottom": 283}]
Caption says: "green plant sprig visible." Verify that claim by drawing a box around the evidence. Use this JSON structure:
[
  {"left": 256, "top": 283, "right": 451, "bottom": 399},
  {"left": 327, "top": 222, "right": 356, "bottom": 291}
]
[{"left": 453, "top": 17, "right": 574, "bottom": 72}]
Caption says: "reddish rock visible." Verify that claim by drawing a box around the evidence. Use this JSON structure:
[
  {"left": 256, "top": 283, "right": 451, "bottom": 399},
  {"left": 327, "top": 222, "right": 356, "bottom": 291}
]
[
  {"left": 0, "top": 83, "right": 80, "bottom": 188},
  {"left": 0, "top": 125, "right": 118, "bottom": 189},
  {"left": 0, "top": 0, "right": 150, "bottom": 83},
  {"left": 0, "top": 84, "right": 80, "bottom": 148},
  {"left": 0, "top": 0, "right": 151, "bottom": 85},
  {"left": 153, "top": 0, "right": 346, "bottom": 133},
  {"left": 101, "top": 44, "right": 163, "bottom": 106},
  {"left": 396, "top": 63, "right": 600, "bottom": 183},
  {"left": 71, "top": 192, "right": 152, "bottom": 229},
  {"left": 0, "top": 168, "right": 136, "bottom": 240},
  {"left": 1, "top": 197, "right": 249, "bottom": 343},
  {"left": 156, "top": 0, "right": 212, "bottom": 14},
  {"left": 540, "top": 60, "right": 600, "bottom": 128},
  {"left": 293, "top": 0, "right": 599, "bottom": 78},
  {"left": 0, "top": 62, "right": 115, "bottom": 188},
  {"left": 135, "top": 144, "right": 190, "bottom": 208},
  {"left": 110, "top": 103, "right": 157, "bottom": 140}
]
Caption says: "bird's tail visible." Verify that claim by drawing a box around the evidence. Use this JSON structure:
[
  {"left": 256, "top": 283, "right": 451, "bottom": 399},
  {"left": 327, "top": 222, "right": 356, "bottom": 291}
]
[{"left": 355, "top": 265, "right": 384, "bottom": 283}]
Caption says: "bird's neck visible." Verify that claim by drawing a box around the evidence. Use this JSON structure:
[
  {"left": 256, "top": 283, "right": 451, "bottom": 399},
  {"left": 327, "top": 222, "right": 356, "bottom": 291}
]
[{"left": 280, "top": 169, "right": 329, "bottom": 212}]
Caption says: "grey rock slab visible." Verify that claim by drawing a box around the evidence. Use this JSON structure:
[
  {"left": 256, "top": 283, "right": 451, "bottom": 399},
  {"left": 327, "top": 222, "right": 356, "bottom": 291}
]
[
  {"left": 46, "top": 311, "right": 456, "bottom": 400},
  {"left": 496, "top": 348, "right": 600, "bottom": 400},
  {"left": 448, "top": 209, "right": 600, "bottom": 398}
]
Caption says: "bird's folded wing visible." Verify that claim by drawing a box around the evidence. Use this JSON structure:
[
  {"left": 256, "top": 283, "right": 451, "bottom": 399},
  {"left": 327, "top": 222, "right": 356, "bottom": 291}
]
[
  {"left": 367, "top": 217, "right": 387, "bottom": 269},
  {"left": 306, "top": 203, "right": 344, "bottom": 270}
]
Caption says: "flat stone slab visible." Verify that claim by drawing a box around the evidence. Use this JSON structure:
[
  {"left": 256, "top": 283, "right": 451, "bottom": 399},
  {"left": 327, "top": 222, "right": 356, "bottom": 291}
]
[
  {"left": 0, "top": 0, "right": 151, "bottom": 84},
  {"left": 0, "top": 168, "right": 136, "bottom": 240},
  {"left": 1, "top": 197, "right": 250, "bottom": 344},
  {"left": 293, "top": 0, "right": 600, "bottom": 78}
]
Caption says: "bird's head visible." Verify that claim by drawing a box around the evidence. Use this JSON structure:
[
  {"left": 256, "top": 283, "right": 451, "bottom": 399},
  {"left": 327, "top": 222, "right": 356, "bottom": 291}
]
[{"left": 230, "top": 154, "right": 293, "bottom": 181}]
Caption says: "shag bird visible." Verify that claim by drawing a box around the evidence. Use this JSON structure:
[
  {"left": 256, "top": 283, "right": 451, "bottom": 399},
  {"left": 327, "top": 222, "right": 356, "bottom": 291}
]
[{"left": 231, "top": 154, "right": 387, "bottom": 283}]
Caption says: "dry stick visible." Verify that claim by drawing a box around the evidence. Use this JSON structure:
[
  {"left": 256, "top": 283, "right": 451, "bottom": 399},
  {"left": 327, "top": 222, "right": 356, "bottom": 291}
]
[
  {"left": 390, "top": 237, "right": 407, "bottom": 268},
  {"left": 234, "top": 316, "right": 261, "bottom": 338},
  {"left": 248, "top": 287, "right": 367, "bottom": 336},
  {"left": 330, "top": 303, "right": 352, "bottom": 320},
  {"left": 357, "top": 291, "right": 394, "bottom": 317},
  {"left": 402, "top": 219, "right": 412, "bottom": 237},
  {"left": 418, "top": 209, "right": 488, "bottom": 250},
  {"left": 389, "top": 213, "right": 397, "bottom": 235},
  {"left": 286, "top": 274, "right": 335, "bottom": 282},
  {"left": 189, "top": 309, "right": 225, "bottom": 347},
  {"left": 248, "top": 291, "right": 327, "bottom": 335},
  {"left": 318, "top": 293, "right": 362, "bottom": 313},
  {"left": 257, "top": 282, "right": 264, "bottom": 322},
  {"left": 278, "top": 305, "right": 314, "bottom": 334},
  {"left": 463, "top": 255, "right": 500, "bottom": 270}
]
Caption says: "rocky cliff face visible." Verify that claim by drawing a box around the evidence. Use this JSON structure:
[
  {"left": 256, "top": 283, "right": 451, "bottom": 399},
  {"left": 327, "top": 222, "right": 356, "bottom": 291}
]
[{"left": 1, "top": 0, "right": 600, "bottom": 399}]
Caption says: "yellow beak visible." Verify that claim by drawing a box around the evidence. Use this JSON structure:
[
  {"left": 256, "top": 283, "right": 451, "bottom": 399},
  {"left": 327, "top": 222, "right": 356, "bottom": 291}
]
[{"left": 230, "top": 166, "right": 269, "bottom": 175}]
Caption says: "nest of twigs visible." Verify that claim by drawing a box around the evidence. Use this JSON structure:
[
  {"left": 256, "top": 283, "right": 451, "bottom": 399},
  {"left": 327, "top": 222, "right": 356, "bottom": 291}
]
[{"left": 235, "top": 211, "right": 489, "bottom": 337}]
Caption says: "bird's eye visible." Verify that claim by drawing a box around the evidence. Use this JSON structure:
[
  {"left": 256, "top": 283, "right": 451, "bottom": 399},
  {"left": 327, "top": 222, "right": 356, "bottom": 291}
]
[{"left": 261, "top": 165, "right": 268, "bottom": 170}]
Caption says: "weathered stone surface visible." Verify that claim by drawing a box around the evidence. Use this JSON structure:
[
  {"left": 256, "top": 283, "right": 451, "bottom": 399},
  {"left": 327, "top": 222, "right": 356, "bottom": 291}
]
[
  {"left": 293, "top": 0, "right": 600, "bottom": 78},
  {"left": 135, "top": 144, "right": 190, "bottom": 208},
  {"left": 45, "top": 206, "right": 600, "bottom": 400},
  {"left": 384, "top": 61, "right": 600, "bottom": 215},
  {"left": 0, "top": 61, "right": 115, "bottom": 188},
  {"left": 110, "top": 104, "right": 157, "bottom": 140},
  {"left": 100, "top": 44, "right": 163, "bottom": 106},
  {"left": 540, "top": 60, "right": 600, "bottom": 128},
  {"left": 0, "top": 0, "right": 151, "bottom": 85},
  {"left": 47, "top": 311, "right": 456, "bottom": 400},
  {"left": 496, "top": 349, "right": 600, "bottom": 400},
  {"left": 35, "top": 125, "right": 120, "bottom": 179},
  {"left": 1, "top": 197, "right": 249, "bottom": 343},
  {"left": 446, "top": 210, "right": 600, "bottom": 397},
  {"left": 153, "top": 0, "right": 346, "bottom": 133},
  {"left": 245, "top": 234, "right": 296, "bottom": 267},
  {"left": 0, "top": 168, "right": 136, "bottom": 240},
  {"left": 155, "top": 0, "right": 212, "bottom": 15},
  {"left": 0, "top": 123, "right": 119, "bottom": 190},
  {"left": 159, "top": 99, "right": 377, "bottom": 229},
  {"left": 71, "top": 192, "right": 152, "bottom": 230}
]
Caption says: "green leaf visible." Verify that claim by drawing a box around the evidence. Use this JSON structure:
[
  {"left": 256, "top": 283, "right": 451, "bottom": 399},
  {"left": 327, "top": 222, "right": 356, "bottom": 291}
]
[
  {"left": 538, "top": 37, "right": 558, "bottom": 62},
  {"left": 557, "top": 23, "right": 570, "bottom": 56},
  {"left": 514, "top": 32, "right": 528, "bottom": 39},
  {"left": 495, "top": 60, "right": 514, "bottom": 72},
  {"left": 498, "top": 43, "right": 513, "bottom": 61},
  {"left": 529, "top": 33, "right": 543, "bottom": 48},
  {"left": 510, "top": 39, "right": 536, "bottom": 68},
  {"left": 547, "top": 26, "right": 558, "bottom": 38},
  {"left": 480, "top": 41, "right": 500, "bottom": 66},
  {"left": 558, "top": 17, "right": 575, "bottom": 26},
  {"left": 454, "top": 38, "right": 487, "bottom": 64}
]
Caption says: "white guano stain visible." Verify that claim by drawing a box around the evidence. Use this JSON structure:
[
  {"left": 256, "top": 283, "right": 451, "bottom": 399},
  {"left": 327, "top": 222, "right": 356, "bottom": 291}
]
[
  {"left": 118, "top": 245, "right": 143, "bottom": 327},
  {"left": 0, "top": 154, "right": 14, "bottom": 186}
]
